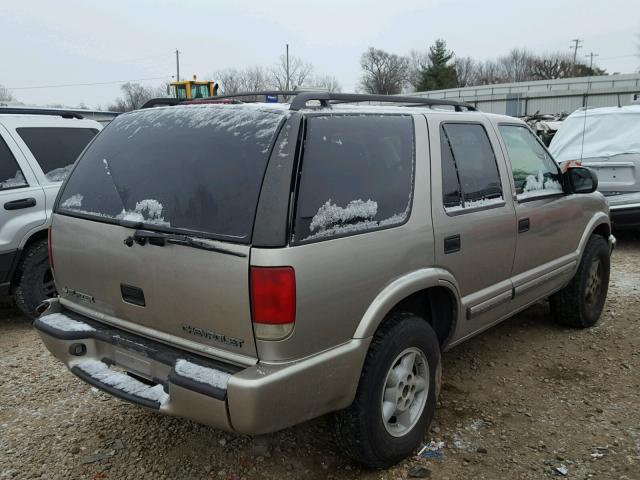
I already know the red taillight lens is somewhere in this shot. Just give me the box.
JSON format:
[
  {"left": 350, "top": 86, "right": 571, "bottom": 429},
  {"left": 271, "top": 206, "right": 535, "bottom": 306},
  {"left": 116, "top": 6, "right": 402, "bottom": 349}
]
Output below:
[
  {"left": 250, "top": 266, "right": 296, "bottom": 325},
  {"left": 47, "top": 227, "right": 54, "bottom": 271}
]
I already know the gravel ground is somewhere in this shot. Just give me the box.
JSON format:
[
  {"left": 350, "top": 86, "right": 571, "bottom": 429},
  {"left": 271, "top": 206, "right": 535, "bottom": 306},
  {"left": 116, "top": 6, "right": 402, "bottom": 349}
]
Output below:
[{"left": 1, "top": 233, "right": 639, "bottom": 480}]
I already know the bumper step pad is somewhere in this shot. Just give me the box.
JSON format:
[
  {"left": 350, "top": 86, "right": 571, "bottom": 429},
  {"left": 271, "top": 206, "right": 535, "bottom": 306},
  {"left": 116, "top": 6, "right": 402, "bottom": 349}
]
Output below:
[{"left": 72, "top": 359, "right": 168, "bottom": 409}]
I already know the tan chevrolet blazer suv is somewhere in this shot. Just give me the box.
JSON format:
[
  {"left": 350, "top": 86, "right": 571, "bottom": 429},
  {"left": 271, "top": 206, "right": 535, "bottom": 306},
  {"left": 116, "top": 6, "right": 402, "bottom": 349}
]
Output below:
[{"left": 34, "top": 92, "right": 614, "bottom": 468}]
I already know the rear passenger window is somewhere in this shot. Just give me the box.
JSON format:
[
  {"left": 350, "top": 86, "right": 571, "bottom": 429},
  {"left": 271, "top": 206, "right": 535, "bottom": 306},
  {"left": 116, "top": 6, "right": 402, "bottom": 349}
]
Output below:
[
  {"left": 440, "top": 123, "right": 503, "bottom": 213},
  {"left": 17, "top": 127, "right": 98, "bottom": 182},
  {"left": 498, "top": 124, "right": 562, "bottom": 199},
  {"left": 294, "top": 115, "right": 414, "bottom": 243},
  {"left": 0, "top": 136, "right": 27, "bottom": 190}
]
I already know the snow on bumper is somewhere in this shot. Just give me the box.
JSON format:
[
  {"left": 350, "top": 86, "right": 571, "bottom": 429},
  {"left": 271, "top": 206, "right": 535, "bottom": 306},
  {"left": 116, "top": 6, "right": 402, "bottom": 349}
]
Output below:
[{"left": 34, "top": 302, "right": 371, "bottom": 435}]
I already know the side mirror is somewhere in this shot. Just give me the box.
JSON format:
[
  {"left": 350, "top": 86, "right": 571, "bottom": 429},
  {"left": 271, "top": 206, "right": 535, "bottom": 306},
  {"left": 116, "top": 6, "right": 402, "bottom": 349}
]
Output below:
[{"left": 564, "top": 166, "right": 598, "bottom": 194}]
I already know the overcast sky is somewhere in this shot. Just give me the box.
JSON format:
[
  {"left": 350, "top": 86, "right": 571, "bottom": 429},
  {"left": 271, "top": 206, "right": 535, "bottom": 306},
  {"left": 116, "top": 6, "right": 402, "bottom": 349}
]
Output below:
[{"left": 1, "top": 0, "right": 638, "bottom": 109}]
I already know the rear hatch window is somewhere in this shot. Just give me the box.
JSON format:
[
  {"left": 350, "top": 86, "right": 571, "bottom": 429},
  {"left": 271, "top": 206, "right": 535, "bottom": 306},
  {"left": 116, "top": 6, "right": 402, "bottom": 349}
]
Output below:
[
  {"left": 17, "top": 127, "right": 99, "bottom": 182},
  {"left": 56, "top": 105, "right": 287, "bottom": 243}
]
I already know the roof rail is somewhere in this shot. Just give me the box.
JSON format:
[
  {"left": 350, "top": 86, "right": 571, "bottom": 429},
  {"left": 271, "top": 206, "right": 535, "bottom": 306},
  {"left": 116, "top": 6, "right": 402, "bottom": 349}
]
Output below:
[
  {"left": 141, "top": 91, "right": 478, "bottom": 112},
  {"left": 290, "top": 92, "right": 477, "bottom": 112},
  {"left": 0, "top": 107, "right": 84, "bottom": 119}
]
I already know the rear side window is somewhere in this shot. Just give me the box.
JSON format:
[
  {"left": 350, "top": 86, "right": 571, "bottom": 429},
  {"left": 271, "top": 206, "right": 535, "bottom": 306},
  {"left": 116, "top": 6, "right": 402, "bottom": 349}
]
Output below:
[
  {"left": 498, "top": 124, "right": 562, "bottom": 199},
  {"left": 440, "top": 123, "right": 503, "bottom": 213},
  {"left": 293, "top": 114, "right": 414, "bottom": 243},
  {"left": 0, "top": 136, "right": 27, "bottom": 190},
  {"left": 17, "top": 127, "right": 98, "bottom": 182},
  {"left": 56, "top": 105, "right": 286, "bottom": 242}
]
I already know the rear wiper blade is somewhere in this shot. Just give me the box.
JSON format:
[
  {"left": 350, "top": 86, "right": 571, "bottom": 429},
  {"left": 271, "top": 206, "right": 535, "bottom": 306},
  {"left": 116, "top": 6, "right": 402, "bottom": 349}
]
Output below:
[{"left": 128, "top": 229, "right": 246, "bottom": 258}]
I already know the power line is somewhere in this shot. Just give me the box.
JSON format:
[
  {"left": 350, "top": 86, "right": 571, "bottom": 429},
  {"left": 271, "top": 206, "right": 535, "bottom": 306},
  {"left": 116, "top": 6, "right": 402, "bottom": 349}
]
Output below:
[
  {"left": 7, "top": 75, "right": 172, "bottom": 90},
  {"left": 584, "top": 51, "right": 599, "bottom": 69}
]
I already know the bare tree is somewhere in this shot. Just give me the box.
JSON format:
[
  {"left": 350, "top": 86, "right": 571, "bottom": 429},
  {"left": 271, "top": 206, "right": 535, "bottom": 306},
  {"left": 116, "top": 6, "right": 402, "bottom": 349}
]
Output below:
[
  {"left": 359, "top": 47, "right": 409, "bottom": 95},
  {"left": 497, "top": 48, "right": 534, "bottom": 83},
  {"left": 271, "top": 55, "right": 313, "bottom": 91},
  {"left": 529, "top": 52, "right": 574, "bottom": 80},
  {"left": 306, "top": 74, "right": 342, "bottom": 92},
  {"left": 475, "top": 60, "right": 506, "bottom": 85},
  {"left": 0, "top": 84, "right": 14, "bottom": 103},
  {"left": 215, "top": 66, "right": 273, "bottom": 95},
  {"left": 407, "top": 49, "right": 430, "bottom": 90},
  {"left": 454, "top": 57, "right": 479, "bottom": 87},
  {"left": 109, "top": 82, "right": 165, "bottom": 112}
]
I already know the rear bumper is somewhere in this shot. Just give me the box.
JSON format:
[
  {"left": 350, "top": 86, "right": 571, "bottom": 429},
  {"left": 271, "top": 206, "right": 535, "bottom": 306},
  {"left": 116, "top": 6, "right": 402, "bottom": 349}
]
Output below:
[{"left": 34, "top": 299, "right": 370, "bottom": 435}]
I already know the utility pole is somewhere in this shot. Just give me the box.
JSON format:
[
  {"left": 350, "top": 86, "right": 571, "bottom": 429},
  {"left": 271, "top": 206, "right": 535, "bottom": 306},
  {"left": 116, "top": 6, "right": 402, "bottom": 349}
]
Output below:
[
  {"left": 175, "top": 49, "right": 180, "bottom": 82},
  {"left": 585, "top": 51, "right": 599, "bottom": 70},
  {"left": 569, "top": 39, "right": 583, "bottom": 76},
  {"left": 285, "top": 44, "right": 290, "bottom": 91}
]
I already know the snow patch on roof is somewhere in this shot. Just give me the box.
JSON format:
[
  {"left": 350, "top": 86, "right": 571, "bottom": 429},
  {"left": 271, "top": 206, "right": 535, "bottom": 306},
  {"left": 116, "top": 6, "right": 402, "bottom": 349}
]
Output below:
[
  {"left": 39, "top": 313, "right": 95, "bottom": 332},
  {"left": 76, "top": 360, "right": 169, "bottom": 405},
  {"left": 174, "top": 359, "right": 231, "bottom": 390}
]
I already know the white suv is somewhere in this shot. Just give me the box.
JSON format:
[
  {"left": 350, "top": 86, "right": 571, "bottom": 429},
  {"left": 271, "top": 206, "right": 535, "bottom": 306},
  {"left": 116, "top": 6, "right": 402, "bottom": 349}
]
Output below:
[{"left": 0, "top": 108, "right": 102, "bottom": 317}]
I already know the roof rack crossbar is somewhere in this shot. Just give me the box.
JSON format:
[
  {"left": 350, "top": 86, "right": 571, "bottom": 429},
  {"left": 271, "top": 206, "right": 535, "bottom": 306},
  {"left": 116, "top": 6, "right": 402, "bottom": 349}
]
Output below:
[{"left": 0, "top": 108, "right": 84, "bottom": 119}]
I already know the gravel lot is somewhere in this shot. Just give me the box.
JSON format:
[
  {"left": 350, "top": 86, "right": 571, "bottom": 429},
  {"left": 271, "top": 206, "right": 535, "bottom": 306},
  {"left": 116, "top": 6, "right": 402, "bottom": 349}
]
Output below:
[{"left": 1, "top": 233, "right": 639, "bottom": 480}]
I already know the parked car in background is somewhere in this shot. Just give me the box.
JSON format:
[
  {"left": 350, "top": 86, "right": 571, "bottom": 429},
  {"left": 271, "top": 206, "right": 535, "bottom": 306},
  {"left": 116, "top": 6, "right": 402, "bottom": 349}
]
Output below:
[
  {"left": 0, "top": 109, "right": 101, "bottom": 317},
  {"left": 550, "top": 105, "right": 640, "bottom": 228},
  {"left": 34, "top": 93, "right": 612, "bottom": 468}
]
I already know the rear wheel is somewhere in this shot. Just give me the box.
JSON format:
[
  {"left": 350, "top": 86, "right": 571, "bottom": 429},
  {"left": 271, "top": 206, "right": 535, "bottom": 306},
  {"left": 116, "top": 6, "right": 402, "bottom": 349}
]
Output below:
[
  {"left": 13, "top": 239, "right": 56, "bottom": 319},
  {"left": 333, "top": 312, "right": 441, "bottom": 468},
  {"left": 550, "top": 235, "right": 610, "bottom": 328}
]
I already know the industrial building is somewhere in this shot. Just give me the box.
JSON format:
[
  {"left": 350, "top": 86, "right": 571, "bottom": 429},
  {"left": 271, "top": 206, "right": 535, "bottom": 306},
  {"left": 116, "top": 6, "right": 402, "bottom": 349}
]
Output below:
[{"left": 413, "top": 73, "right": 640, "bottom": 116}]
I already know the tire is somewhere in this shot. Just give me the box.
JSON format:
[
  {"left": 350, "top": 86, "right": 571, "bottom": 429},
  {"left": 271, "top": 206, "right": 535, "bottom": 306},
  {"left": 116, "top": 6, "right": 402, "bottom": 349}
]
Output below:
[
  {"left": 333, "top": 312, "right": 441, "bottom": 468},
  {"left": 13, "top": 239, "right": 56, "bottom": 319},
  {"left": 550, "top": 235, "right": 610, "bottom": 328}
]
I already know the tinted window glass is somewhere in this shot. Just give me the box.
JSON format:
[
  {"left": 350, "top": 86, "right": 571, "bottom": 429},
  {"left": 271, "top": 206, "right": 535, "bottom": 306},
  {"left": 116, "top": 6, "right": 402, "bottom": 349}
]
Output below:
[
  {"left": 57, "top": 105, "right": 285, "bottom": 242},
  {"left": 294, "top": 115, "right": 414, "bottom": 242},
  {"left": 0, "top": 136, "right": 27, "bottom": 190},
  {"left": 17, "top": 127, "right": 98, "bottom": 182},
  {"left": 440, "top": 131, "right": 462, "bottom": 208},
  {"left": 498, "top": 125, "right": 562, "bottom": 197},
  {"left": 440, "top": 123, "right": 503, "bottom": 211}
]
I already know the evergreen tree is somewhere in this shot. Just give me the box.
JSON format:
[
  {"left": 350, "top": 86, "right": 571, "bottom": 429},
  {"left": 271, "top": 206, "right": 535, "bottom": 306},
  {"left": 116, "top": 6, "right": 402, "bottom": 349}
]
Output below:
[{"left": 417, "top": 39, "right": 458, "bottom": 91}]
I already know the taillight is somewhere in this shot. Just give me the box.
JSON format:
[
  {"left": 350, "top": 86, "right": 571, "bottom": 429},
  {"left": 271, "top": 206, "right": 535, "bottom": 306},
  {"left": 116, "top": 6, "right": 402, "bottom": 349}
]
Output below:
[
  {"left": 250, "top": 266, "right": 295, "bottom": 340},
  {"left": 47, "top": 227, "right": 54, "bottom": 272}
]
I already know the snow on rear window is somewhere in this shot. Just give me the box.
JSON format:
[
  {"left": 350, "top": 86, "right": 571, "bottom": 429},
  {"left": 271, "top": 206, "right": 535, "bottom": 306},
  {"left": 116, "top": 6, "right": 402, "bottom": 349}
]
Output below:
[
  {"left": 0, "top": 170, "right": 27, "bottom": 189},
  {"left": 56, "top": 105, "right": 286, "bottom": 242},
  {"left": 174, "top": 359, "right": 231, "bottom": 390},
  {"left": 309, "top": 199, "right": 378, "bottom": 233}
]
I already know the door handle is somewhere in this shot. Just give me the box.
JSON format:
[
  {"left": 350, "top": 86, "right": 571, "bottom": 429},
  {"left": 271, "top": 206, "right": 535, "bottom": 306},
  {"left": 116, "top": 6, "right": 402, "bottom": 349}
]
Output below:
[
  {"left": 518, "top": 218, "right": 530, "bottom": 233},
  {"left": 444, "top": 234, "right": 461, "bottom": 254},
  {"left": 4, "top": 197, "right": 36, "bottom": 210}
]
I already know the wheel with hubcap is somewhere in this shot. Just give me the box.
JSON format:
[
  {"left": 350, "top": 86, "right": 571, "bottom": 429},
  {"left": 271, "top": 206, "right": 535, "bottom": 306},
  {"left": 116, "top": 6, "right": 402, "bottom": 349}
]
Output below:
[
  {"left": 333, "top": 312, "right": 441, "bottom": 468},
  {"left": 550, "top": 235, "right": 610, "bottom": 328}
]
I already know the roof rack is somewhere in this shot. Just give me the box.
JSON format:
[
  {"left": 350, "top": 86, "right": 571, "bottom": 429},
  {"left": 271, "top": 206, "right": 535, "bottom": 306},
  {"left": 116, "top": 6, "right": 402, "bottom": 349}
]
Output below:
[
  {"left": 141, "top": 91, "right": 477, "bottom": 112},
  {"left": 0, "top": 107, "right": 84, "bottom": 119},
  {"left": 289, "top": 92, "right": 477, "bottom": 112}
]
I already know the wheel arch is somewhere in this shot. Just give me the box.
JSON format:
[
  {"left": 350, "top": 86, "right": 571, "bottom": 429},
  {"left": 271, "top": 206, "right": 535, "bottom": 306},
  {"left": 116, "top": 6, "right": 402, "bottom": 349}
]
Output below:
[
  {"left": 10, "top": 228, "right": 48, "bottom": 288},
  {"left": 353, "top": 268, "right": 461, "bottom": 349},
  {"left": 577, "top": 213, "right": 611, "bottom": 260}
]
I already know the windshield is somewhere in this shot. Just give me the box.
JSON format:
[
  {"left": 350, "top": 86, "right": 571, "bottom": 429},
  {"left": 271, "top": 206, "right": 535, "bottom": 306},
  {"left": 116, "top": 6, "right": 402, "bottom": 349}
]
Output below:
[{"left": 56, "top": 104, "right": 287, "bottom": 242}]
